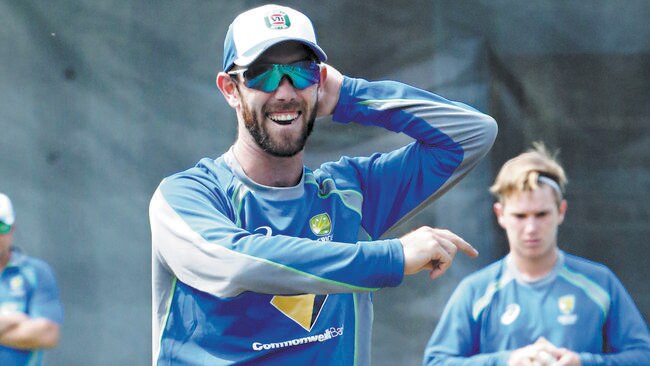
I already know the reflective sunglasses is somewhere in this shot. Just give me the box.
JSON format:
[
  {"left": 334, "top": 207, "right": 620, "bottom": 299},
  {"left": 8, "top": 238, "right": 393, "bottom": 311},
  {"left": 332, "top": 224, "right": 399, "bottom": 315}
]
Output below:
[
  {"left": 229, "top": 60, "right": 320, "bottom": 93},
  {"left": 0, "top": 221, "right": 10, "bottom": 234}
]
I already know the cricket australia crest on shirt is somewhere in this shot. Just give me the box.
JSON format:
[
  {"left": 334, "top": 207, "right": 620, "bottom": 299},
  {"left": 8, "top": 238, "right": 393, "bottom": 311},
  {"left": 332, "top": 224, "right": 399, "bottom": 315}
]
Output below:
[
  {"left": 557, "top": 294, "right": 578, "bottom": 325},
  {"left": 9, "top": 275, "right": 25, "bottom": 296},
  {"left": 309, "top": 213, "right": 333, "bottom": 242}
]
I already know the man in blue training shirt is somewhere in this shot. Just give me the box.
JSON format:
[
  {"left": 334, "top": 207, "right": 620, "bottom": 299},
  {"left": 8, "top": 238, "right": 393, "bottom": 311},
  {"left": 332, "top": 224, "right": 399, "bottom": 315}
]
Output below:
[
  {"left": 0, "top": 193, "right": 63, "bottom": 366},
  {"left": 150, "top": 4, "right": 497, "bottom": 365},
  {"left": 422, "top": 143, "right": 650, "bottom": 366}
]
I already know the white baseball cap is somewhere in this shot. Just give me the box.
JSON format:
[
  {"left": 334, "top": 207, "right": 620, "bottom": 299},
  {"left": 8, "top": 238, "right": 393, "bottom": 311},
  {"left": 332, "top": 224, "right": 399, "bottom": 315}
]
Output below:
[
  {"left": 222, "top": 4, "right": 327, "bottom": 71},
  {"left": 0, "top": 193, "right": 15, "bottom": 234}
]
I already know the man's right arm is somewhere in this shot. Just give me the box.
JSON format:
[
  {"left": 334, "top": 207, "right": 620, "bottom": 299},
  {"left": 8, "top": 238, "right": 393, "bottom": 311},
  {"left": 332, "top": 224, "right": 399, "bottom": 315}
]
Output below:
[
  {"left": 400, "top": 226, "right": 478, "bottom": 280},
  {"left": 150, "top": 178, "right": 405, "bottom": 299},
  {"left": 423, "top": 279, "right": 510, "bottom": 366}
]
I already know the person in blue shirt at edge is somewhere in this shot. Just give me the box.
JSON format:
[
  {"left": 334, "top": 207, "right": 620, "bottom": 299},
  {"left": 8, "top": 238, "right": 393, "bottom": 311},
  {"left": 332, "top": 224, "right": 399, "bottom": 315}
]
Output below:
[
  {"left": 0, "top": 193, "right": 63, "bottom": 366},
  {"left": 149, "top": 4, "right": 498, "bottom": 365},
  {"left": 422, "top": 142, "right": 650, "bottom": 366}
]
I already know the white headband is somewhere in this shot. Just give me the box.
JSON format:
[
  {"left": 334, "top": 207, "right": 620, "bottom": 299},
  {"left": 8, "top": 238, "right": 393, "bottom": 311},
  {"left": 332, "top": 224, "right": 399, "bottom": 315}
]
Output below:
[{"left": 537, "top": 175, "right": 562, "bottom": 199}]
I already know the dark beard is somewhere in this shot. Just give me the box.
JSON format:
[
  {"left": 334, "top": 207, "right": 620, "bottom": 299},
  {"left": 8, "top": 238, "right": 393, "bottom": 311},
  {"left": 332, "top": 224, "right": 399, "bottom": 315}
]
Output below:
[{"left": 240, "top": 97, "right": 317, "bottom": 158}]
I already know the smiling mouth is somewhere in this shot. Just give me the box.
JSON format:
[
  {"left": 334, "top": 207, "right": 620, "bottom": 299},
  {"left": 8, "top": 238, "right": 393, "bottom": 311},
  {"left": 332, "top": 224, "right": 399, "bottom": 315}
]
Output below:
[{"left": 267, "top": 112, "right": 301, "bottom": 125}]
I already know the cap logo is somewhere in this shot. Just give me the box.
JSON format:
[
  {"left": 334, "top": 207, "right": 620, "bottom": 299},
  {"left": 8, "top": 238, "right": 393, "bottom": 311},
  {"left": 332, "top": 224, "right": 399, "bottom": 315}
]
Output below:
[{"left": 265, "top": 11, "right": 291, "bottom": 30}]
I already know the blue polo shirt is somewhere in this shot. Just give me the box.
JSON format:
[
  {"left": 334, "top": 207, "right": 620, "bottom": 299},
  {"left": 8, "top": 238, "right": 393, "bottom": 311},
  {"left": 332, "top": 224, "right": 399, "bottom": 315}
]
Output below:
[
  {"left": 150, "top": 76, "right": 498, "bottom": 365},
  {"left": 0, "top": 250, "right": 64, "bottom": 366},
  {"left": 423, "top": 251, "right": 650, "bottom": 365}
]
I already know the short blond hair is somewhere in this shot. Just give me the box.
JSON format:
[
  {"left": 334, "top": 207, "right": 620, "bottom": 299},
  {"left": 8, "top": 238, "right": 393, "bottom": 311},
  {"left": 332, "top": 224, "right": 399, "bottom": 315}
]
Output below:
[{"left": 489, "top": 142, "right": 567, "bottom": 205}]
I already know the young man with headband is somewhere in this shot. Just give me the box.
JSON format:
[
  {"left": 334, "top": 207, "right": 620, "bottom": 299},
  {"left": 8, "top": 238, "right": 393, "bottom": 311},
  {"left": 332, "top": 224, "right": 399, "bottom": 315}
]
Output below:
[
  {"left": 422, "top": 143, "right": 650, "bottom": 365},
  {"left": 150, "top": 4, "right": 497, "bottom": 365}
]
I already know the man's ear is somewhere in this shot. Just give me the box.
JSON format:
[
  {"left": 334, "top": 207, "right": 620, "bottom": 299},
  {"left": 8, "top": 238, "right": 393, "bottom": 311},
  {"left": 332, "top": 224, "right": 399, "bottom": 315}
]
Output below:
[
  {"left": 557, "top": 200, "right": 568, "bottom": 225},
  {"left": 320, "top": 63, "right": 327, "bottom": 85},
  {"left": 317, "top": 64, "right": 327, "bottom": 98},
  {"left": 216, "top": 72, "right": 240, "bottom": 109},
  {"left": 493, "top": 202, "right": 506, "bottom": 229}
]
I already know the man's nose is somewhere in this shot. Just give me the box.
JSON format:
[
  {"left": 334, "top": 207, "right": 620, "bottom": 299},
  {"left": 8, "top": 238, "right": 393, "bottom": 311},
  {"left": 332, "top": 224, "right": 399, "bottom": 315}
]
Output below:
[
  {"left": 273, "top": 76, "right": 298, "bottom": 99},
  {"left": 523, "top": 217, "right": 538, "bottom": 233}
]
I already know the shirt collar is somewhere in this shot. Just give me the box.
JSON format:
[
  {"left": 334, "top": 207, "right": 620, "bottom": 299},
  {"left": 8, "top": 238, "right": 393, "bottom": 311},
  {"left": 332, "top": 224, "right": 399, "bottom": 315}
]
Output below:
[{"left": 505, "top": 249, "right": 565, "bottom": 286}]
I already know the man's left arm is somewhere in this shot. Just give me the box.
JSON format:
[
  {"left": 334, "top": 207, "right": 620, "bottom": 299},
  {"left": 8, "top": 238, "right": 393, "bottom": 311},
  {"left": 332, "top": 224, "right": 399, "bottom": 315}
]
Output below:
[
  {"left": 0, "top": 313, "right": 60, "bottom": 349},
  {"left": 577, "top": 273, "right": 650, "bottom": 366}
]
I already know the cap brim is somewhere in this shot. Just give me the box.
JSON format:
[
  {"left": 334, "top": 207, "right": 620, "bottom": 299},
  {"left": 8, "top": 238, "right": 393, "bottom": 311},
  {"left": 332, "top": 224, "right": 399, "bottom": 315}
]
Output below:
[{"left": 232, "top": 38, "right": 327, "bottom": 68}]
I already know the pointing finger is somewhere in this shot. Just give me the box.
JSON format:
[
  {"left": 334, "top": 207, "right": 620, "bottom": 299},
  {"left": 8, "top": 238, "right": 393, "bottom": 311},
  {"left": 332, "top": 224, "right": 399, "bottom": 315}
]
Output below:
[{"left": 434, "top": 229, "right": 478, "bottom": 258}]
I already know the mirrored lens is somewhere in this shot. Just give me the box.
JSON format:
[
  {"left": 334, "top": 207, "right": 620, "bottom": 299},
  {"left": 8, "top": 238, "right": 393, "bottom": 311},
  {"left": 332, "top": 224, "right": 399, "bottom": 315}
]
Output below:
[
  {"left": 0, "top": 222, "right": 11, "bottom": 234},
  {"left": 245, "top": 66, "right": 283, "bottom": 92},
  {"left": 282, "top": 61, "right": 320, "bottom": 89}
]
